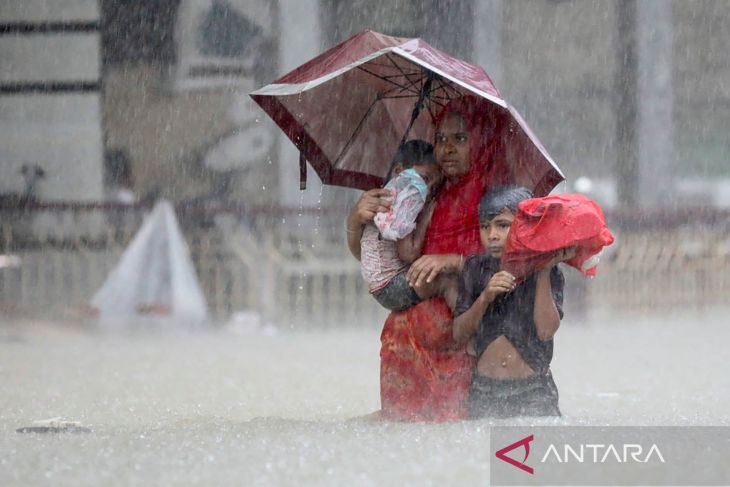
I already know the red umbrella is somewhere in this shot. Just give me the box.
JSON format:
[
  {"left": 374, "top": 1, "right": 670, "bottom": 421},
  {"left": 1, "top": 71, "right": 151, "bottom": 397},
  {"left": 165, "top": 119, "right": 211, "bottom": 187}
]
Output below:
[{"left": 250, "top": 30, "right": 564, "bottom": 194}]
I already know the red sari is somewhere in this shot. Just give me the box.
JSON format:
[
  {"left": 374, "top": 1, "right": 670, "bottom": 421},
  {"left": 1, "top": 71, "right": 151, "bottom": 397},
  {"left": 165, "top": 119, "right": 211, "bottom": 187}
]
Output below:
[{"left": 379, "top": 96, "right": 509, "bottom": 421}]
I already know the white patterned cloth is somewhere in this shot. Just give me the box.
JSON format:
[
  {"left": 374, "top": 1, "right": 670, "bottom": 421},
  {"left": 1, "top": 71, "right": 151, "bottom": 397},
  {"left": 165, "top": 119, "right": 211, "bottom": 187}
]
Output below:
[{"left": 373, "top": 169, "right": 427, "bottom": 241}]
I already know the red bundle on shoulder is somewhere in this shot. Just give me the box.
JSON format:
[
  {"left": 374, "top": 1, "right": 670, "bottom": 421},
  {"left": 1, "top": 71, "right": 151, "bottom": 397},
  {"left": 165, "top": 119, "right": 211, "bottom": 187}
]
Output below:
[{"left": 501, "top": 193, "right": 614, "bottom": 280}]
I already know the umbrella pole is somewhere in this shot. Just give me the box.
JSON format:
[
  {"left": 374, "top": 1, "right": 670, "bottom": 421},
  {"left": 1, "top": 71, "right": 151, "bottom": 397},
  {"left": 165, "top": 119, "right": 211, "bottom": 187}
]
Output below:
[
  {"left": 385, "top": 71, "right": 436, "bottom": 182},
  {"left": 398, "top": 71, "right": 435, "bottom": 147}
]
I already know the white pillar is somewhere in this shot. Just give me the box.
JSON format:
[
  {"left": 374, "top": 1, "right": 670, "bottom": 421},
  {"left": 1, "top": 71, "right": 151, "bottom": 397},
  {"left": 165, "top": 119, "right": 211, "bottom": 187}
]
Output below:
[
  {"left": 277, "top": 0, "right": 323, "bottom": 208},
  {"left": 472, "top": 0, "right": 504, "bottom": 92},
  {"left": 637, "top": 0, "right": 674, "bottom": 207}
]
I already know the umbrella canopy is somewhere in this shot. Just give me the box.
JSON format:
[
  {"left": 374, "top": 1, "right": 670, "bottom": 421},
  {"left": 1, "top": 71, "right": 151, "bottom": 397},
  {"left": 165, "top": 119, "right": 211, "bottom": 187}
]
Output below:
[{"left": 251, "top": 30, "right": 564, "bottom": 195}]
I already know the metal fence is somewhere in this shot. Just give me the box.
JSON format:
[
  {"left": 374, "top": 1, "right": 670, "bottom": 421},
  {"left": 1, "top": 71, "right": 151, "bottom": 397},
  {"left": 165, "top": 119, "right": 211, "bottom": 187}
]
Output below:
[
  {"left": 0, "top": 202, "right": 387, "bottom": 328},
  {"left": 1, "top": 203, "right": 729, "bottom": 327},
  {"left": 583, "top": 214, "right": 730, "bottom": 319}
]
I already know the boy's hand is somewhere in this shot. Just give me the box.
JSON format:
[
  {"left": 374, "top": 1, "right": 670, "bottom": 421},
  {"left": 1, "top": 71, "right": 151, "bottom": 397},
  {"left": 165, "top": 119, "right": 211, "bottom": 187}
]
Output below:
[
  {"left": 482, "top": 271, "right": 516, "bottom": 303},
  {"left": 546, "top": 246, "right": 578, "bottom": 268}
]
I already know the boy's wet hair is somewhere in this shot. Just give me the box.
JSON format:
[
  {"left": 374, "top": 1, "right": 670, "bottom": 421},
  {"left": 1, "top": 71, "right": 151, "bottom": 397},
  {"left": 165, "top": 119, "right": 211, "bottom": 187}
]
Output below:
[{"left": 478, "top": 185, "right": 533, "bottom": 222}]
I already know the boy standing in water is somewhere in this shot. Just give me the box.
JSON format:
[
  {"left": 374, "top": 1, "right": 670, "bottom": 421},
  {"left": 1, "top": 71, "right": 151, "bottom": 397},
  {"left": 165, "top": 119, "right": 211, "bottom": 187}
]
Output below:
[
  {"left": 359, "top": 140, "right": 459, "bottom": 311},
  {"left": 452, "top": 185, "right": 575, "bottom": 418}
]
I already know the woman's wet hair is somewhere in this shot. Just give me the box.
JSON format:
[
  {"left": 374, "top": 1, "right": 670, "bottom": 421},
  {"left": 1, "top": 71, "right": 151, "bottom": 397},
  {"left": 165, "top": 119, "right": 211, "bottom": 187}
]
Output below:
[
  {"left": 434, "top": 96, "right": 501, "bottom": 179},
  {"left": 478, "top": 185, "right": 533, "bottom": 222}
]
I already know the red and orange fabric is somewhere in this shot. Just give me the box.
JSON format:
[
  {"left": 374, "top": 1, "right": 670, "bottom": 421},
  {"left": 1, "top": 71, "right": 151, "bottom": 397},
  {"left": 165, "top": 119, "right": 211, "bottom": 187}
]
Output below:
[
  {"left": 501, "top": 193, "right": 615, "bottom": 280},
  {"left": 379, "top": 96, "right": 509, "bottom": 421}
]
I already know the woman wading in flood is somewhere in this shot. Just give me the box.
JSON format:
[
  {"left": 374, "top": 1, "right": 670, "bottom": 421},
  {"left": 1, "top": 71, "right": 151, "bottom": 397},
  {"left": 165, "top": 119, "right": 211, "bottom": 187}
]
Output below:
[{"left": 346, "top": 95, "right": 510, "bottom": 421}]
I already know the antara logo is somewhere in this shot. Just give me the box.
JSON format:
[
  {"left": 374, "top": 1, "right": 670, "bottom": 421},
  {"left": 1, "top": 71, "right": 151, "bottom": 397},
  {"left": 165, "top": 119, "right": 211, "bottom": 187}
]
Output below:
[
  {"left": 495, "top": 434, "right": 535, "bottom": 474},
  {"left": 495, "top": 434, "right": 667, "bottom": 475},
  {"left": 541, "top": 443, "right": 665, "bottom": 463}
]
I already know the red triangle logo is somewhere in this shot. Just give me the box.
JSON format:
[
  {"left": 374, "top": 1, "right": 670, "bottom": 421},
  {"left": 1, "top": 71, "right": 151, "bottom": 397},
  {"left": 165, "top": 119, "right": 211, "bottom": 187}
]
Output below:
[{"left": 495, "top": 434, "right": 534, "bottom": 474}]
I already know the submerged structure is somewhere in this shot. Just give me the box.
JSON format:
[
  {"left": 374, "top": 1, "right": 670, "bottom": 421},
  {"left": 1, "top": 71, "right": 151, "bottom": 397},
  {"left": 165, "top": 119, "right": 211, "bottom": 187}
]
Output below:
[{"left": 90, "top": 200, "right": 208, "bottom": 328}]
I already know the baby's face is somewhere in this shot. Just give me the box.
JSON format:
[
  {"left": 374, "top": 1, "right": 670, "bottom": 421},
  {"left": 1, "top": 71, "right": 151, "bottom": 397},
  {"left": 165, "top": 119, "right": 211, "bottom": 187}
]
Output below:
[
  {"left": 479, "top": 208, "right": 515, "bottom": 258},
  {"left": 414, "top": 164, "right": 443, "bottom": 199}
]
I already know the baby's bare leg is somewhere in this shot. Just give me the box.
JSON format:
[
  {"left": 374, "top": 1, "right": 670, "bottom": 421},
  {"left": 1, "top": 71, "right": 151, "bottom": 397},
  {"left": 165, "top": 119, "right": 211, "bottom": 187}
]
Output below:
[{"left": 412, "top": 274, "right": 459, "bottom": 311}]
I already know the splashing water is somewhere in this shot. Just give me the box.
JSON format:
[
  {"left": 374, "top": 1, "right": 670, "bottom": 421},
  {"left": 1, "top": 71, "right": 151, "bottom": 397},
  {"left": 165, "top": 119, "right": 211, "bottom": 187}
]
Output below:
[{"left": 2, "top": 311, "right": 729, "bottom": 485}]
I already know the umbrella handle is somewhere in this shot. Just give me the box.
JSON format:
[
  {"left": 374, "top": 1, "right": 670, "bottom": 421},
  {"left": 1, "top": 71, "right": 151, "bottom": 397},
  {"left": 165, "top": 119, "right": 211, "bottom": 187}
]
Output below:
[{"left": 299, "top": 150, "right": 307, "bottom": 191}]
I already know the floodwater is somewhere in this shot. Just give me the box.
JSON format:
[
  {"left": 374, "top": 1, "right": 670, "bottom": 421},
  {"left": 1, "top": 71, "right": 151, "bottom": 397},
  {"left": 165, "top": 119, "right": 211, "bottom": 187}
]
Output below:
[{"left": 1, "top": 311, "right": 729, "bottom": 486}]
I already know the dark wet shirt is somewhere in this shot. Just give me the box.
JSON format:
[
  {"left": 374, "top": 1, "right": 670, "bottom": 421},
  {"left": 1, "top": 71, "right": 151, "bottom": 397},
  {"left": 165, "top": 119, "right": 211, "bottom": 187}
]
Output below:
[{"left": 454, "top": 255, "right": 564, "bottom": 375}]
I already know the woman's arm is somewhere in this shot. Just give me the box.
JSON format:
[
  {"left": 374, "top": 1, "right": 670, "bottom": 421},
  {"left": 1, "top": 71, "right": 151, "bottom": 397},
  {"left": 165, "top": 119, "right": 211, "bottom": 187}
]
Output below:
[{"left": 345, "top": 188, "right": 392, "bottom": 260}]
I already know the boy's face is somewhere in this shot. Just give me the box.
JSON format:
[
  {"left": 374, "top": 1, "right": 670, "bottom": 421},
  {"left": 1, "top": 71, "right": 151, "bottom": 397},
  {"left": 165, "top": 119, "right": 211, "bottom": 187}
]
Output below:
[
  {"left": 413, "top": 164, "right": 443, "bottom": 199},
  {"left": 479, "top": 208, "right": 515, "bottom": 258}
]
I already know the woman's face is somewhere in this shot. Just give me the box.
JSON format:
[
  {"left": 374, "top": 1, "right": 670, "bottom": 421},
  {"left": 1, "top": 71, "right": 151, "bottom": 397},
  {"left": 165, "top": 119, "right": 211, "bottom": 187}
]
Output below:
[{"left": 434, "top": 113, "right": 471, "bottom": 179}]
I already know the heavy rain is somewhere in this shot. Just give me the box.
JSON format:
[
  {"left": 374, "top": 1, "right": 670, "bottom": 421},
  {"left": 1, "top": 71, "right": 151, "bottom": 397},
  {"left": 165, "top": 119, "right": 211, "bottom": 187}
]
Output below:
[{"left": 1, "top": 1, "right": 729, "bottom": 485}]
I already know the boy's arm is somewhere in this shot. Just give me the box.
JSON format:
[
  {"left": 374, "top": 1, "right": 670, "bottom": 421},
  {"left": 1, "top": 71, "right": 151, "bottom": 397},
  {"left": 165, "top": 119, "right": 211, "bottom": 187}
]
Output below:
[
  {"left": 453, "top": 269, "right": 515, "bottom": 344},
  {"left": 452, "top": 291, "right": 491, "bottom": 345},
  {"left": 533, "top": 248, "right": 572, "bottom": 341},
  {"left": 533, "top": 267, "right": 562, "bottom": 341},
  {"left": 396, "top": 200, "right": 435, "bottom": 263}
]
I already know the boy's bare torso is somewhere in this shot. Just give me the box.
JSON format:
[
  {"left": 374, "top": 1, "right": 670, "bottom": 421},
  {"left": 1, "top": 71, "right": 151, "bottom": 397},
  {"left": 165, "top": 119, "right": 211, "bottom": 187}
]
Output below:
[{"left": 476, "top": 336, "right": 535, "bottom": 379}]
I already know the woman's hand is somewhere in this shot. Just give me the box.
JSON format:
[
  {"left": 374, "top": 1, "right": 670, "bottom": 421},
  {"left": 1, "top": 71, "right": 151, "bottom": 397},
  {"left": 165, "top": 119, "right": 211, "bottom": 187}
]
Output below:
[
  {"left": 407, "top": 254, "right": 459, "bottom": 288},
  {"left": 350, "top": 188, "right": 392, "bottom": 227}
]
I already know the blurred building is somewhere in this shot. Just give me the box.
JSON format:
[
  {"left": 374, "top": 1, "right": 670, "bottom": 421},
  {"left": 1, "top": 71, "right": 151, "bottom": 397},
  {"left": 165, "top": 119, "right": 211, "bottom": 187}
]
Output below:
[
  {"left": 1, "top": 0, "right": 728, "bottom": 324},
  {"left": 0, "top": 0, "right": 104, "bottom": 202},
  {"left": 1, "top": 0, "right": 728, "bottom": 209}
]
